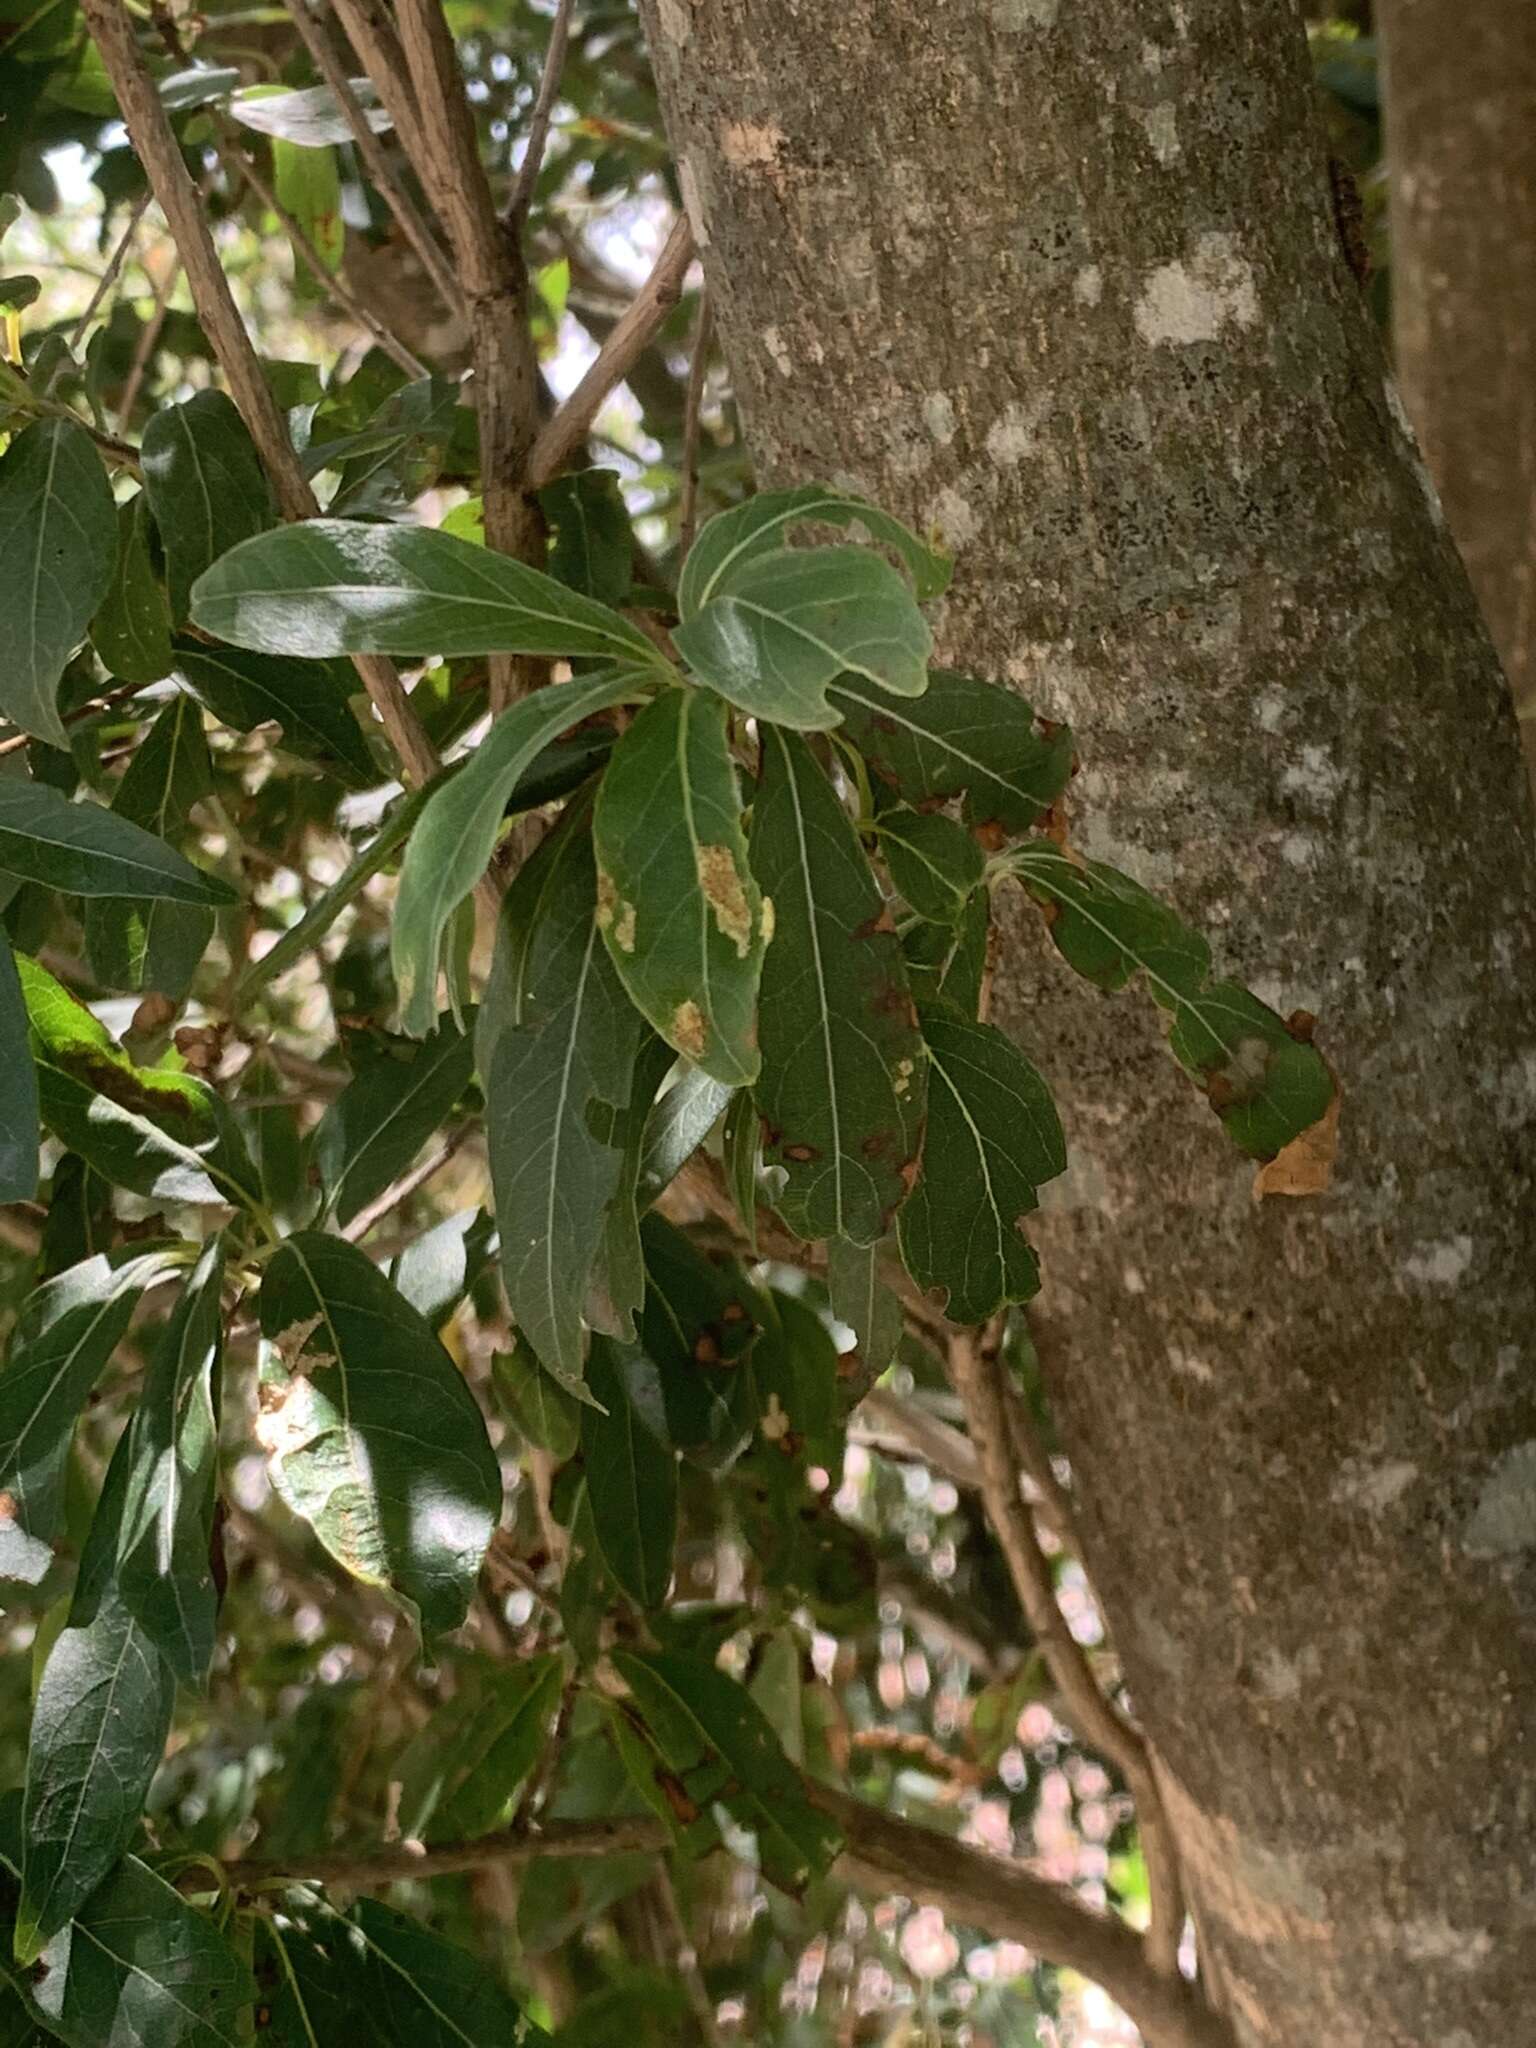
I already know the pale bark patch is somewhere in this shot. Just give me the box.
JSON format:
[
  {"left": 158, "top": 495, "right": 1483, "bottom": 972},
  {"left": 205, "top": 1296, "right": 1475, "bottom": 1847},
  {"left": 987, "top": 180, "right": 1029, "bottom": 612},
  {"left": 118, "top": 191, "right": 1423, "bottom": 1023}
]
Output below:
[{"left": 1133, "top": 232, "right": 1259, "bottom": 345}]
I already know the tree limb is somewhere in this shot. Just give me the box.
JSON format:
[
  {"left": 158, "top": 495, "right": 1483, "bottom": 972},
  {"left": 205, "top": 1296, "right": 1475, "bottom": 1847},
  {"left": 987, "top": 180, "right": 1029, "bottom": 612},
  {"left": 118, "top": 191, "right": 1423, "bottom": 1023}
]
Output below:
[{"left": 505, "top": 0, "right": 576, "bottom": 227}]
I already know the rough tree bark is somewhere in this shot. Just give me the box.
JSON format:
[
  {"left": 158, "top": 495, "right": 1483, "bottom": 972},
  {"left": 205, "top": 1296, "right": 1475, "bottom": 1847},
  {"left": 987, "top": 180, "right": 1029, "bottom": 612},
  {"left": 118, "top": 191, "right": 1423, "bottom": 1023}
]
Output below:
[
  {"left": 1379, "top": 0, "right": 1536, "bottom": 749},
  {"left": 638, "top": 3, "right": 1536, "bottom": 2043}
]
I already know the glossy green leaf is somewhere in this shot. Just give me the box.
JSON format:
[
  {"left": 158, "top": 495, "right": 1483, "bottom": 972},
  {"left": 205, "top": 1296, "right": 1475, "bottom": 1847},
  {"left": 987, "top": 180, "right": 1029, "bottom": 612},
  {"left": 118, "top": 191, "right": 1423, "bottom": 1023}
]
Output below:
[
  {"left": 878, "top": 805, "right": 985, "bottom": 923},
  {"left": 274, "top": 138, "right": 343, "bottom": 273},
  {"left": 612, "top": 1649, "right": 841, "bottom": 1894},
  {"left": 0, "top": 931, "right": 38, "bottom": 1204},
  {"left": 90, "top": 494, "right": 173, "bottom": 685},
  {"left": 0, "top": 778, "right": 236, "bottom": 905},
  {"left": 537, "top": 468, "right": 632, "bottom": 606},
  {"left": 898, "top": 1008, "right": 1065, "bottom": 1323},
  {"left": 678, "top": 484, "right": 950, "bottom": 618},
  {"left": 83, "top": 696, "right": 217, "bottom": 998},
  {"left": 674, "top": 546, "right": 931, "bottom": 732},
  {"left": 831, "top": 668, "right": 1073, "bottom": 835},
  {"left": 189, "top": 516, "right": 666, "bottom": 666},
  {"left": 313, "top": 1016, "right": 474, "bottom": 1226},
  {"left": 257, "top": 1233, "right": 501, "bottom": 1633},
  {"left": 21, "top": 957, "right": 260, "bottom": 1208},
  {"left": 492, "top": 1339, "right": 580, "bottom": 1462},
  {"left": 826, "top": 1237, "right": 902, "bottom": 1381},
  {"left": 581, "top": 1337, "right": 676, "bottom": 1610},
  {"left": 395, "top": 1653, "right": 562, "bottom": 1840},
  {"left": 1010, "top": 844, "right": 1335, "bottom": 1158},
  {"left": 172, "top": 638, "right": 376, "bottom": 785},
  {"left": 0, "top": 1243, "right": 190, "bottom": 1586},
  {"left": 0, "top": 1799, "right": 251, "bottom": 2044},
  {"left": 18, "top": 1445, "right": 175, "bottom": 1962},
  {"left": 484, "top": 801, "right": 645, "bottom": 1387},
  {"left": 142, "top": 391, "right": 276, "bottom": 621},
  {"left": 0, "top": 419, "right": 116, "bottom": 746},
  {"left": 593, "top": 689, "right": 767, "bottom": 1085},
  {"left": 394, "top": 667, "right": 645, "bottom": 1036},
  {"left": 749, "top": 729, "right": 925, "bottom": 1244},
  {"left": 114, "top": 1239, "right": 225, "bottom": 1685}
]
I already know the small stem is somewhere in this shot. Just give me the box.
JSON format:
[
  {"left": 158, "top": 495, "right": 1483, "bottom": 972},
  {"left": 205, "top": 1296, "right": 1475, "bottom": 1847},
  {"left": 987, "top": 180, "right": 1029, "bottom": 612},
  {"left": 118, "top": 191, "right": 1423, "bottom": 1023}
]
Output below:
[
  {"left": 69, "top": 187, "right": 155, "bottom": 351},
  {"left": 505, "top": 0, "right": 576, "bottom": 227}
]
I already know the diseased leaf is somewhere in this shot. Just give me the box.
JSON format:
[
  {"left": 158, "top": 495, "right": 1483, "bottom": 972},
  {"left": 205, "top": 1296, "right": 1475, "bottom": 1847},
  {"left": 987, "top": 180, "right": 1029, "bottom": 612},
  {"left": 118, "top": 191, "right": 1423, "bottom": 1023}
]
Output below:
[
  {"left": 0, "top": 1243, "right": 190, "bottom": 1587},
  {"left": 114, "top": 1239, "right": 225, "bottom": 1685},
  {"left": 394, "top": 1654, "right": 563, "bottom": 1840},
  {"left": 142, "top": 392, "right": 276, "bottom": 621},
  {"left": 0, "top": 1797, "right": 251, "bottom": 2045},
  {"left": 0, "top": 419, "right": 117, "bottom": 746},
  {"left": 678, "top": 484, "right": 950, "bottom": 618},
  {"left": 274, "top": 137, "right": 343, "bottom": 274},
  {"left": 878, "top": 805, "right": 985, "bottom": 923},
  {"left": 257, "top": 1233, "right": 501, "bottom": 1634},
  {"left": 313, "top": 1016, "right": 474, "bottom": 1226},
  {"left": 747, "top": 1287, "right": 839, "bottom": 1469},
  {"left": 826, "top": 1237, "right": 901, "bottom": 1382},
  {"left": 172, "top": 638, "right": 376, "bottom": 785},
  {"left": 749, "top": 729, "right": 925, "bottom": 1245},
  {"left": 636, "top": 1215, "right": 756, "bottom": 1467},
  {"left": 582, "top": 1337, "right": 677, "bottom": 1610},
  {"left": 1010, "top": 845, "right": 1335, "bottom": 1158},
  {"left": 0, "top": 778, "right": 236, "bottom": 906},
  {"left": 612, "top": 1649, "right": 841, "bottom": 1894},
  {"left": 394, "top": 667, "right": 646, "bottom": 1036},
  {"left": 674, "top": 547, "right": 931, "bottom": 732},
  {"left": 898, "top": 1007, "right": 1065, "bottom": 1323},
  {"left": 831, "top": 669, "right": 1072, "bottom": 836},
  {"left": 21, "top": 957, "right": 260, "bottom": 1208},
  {"left": 593, "top": 689, "right": 767, "bottom": 1086},
  {"left": 0, "top": 931, "right": 39, "bottom": 1205},
  {"left": 484, "top": 800, "right": 645, "bottom": 1388},
  {"left": 90, "top": 494, "right": 173, "bottom": 685},
  {"left": 537, "top": 469, "right": 633, "bottom": 606},
  {"left": 189, "top": 516, "right": 666, "bottom": 667}
]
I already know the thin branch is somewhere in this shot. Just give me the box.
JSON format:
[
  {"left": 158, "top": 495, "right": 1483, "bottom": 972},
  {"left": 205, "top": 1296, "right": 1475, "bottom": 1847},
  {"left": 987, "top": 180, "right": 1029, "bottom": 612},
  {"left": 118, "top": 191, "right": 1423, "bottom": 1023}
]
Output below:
[
  {"left": 327, "top": 0, "right": 432, "bottom": 176},
  {"left": 677, "top": 286, "right": 712, "bottom": 558},
  {"left": 852, "top": 1385, "right": 981, "bottom": 1497},
  {"left": 79, "top": 0, "right": 442, "bottom": 792},
  {"left": 528, "top": 215, "right": 694, "bottom": 488},
  {"left": 340, "top": 1120, "right": 474, "bottom": 1242},
  {"left": 69, "top": 187, "right": 154, "bottom": 350},
  {"left": 116, "top": 252, "right": 180, "bottom": 425},
  {"left": 281, "top": 0, "right": 464, "bottom": 315},
  {"left": 0, "top": 679, "right": 149, "bottom": 760},
  {"left": 946, "top": 1327, "right": 1186, "bottom": 1978},
  {"left": 505, "top": 0, "right": 575, "bottom": 227},
  {"left": 651, "top": 1859, "right": 724, "bottom": 2048}
]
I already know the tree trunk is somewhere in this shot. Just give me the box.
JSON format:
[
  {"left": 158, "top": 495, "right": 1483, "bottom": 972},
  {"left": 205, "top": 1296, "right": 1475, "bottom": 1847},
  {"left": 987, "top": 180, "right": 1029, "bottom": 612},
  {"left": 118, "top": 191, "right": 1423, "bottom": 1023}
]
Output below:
[
  {"left": 1379, "top": 0, "right": 1536, "bottom": 758},
  {"left": 638, "top": 3, "right": 1536, "bottom": 2043}
]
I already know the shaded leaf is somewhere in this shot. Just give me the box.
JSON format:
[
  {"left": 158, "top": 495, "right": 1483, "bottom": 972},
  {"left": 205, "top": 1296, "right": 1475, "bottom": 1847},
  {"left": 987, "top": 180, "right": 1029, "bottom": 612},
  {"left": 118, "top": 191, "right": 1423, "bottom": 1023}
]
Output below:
[
  {"left": 636, "top": 1215, "right": 756, "bottom": 1466},
  {"left": 142, "top": 392, "right": 275, "bottom": 621},
  {"left": 722, "top": 1089, "right": 758, "bottom": 1254},
  {"left": 172, "top": 638, "right": 376, "bottom": 786},
  {"left": 324, "top": 375, "right": 463, "bottom": 519},
  {"left": 593, "top": 689, "right": 767, "bottom": 1085},
  {"left": 582, "top": 1337, "right": 676, "bottom": 1610},
  {"left": 750, "top": 729, "right": 925, "bottom": 1244},
  {"left": 90, "top": 494, "right": 173, "bottom": 685},
  {"left": 898, "top": 1008, "right": 1065, "bottom": 1323},
  {"left": 492, "top": 1339, "right": 580, "bottom": 1462},
  {"left": 394, "top": 1653, "right": 562, "bottom": 1840},
  {"left": 0, "top": 419, "right": 116, "bottom": 746},
  {"left": 585, "top": 1034, "right": 673, "bottom": 1342},
  {"left": 902, "top": 884, "right": 991, "bottom": 1015},
  {"left": 678, "top": 484, "right": 950, "bottom": 618},
  {"left": 674, "top": 547, "right": 931, "bottom": 732},
  {"left": 0, "top": 778, "right": 236, "bottom": 906},
  {"left": 826, "top": 1237, "right": 902, "bottom": 1381},
  {"left": 257, "top": 1233, "right": 501, "bottom": 1633},
  {"left": 878, "top": 805, "right": 985, "bottom": 923},
  {"left": 0, "top": 931, "right": 38, "bottom": 1204},
  {"left": 313, "top": 1016, "right": 474, "bottom": 1226},
  {"left": 350, "top": 1895, "right": 551, "bottom": 2045},
  {"left": 537, "top": 469, "right": 632, "bottom": 606}
]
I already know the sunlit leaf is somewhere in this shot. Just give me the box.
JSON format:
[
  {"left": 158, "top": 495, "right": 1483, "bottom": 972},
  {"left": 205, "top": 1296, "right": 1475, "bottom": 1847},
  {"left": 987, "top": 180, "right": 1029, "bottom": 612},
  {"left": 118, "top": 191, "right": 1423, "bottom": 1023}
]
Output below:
[{"left": 678, "top": 484, "right": 950, "bottom": 618}]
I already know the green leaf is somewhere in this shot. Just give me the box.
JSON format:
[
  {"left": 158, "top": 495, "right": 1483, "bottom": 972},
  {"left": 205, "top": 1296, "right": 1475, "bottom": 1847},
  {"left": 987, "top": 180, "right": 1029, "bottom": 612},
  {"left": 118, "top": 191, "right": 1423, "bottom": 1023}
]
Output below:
[
  {"left": 636, "top": 1215, "right": 756, "bottom": 1465},
  {"left": 636, "top": 1061, "right": 734, "bottom": 1198},
  {"left": 323, "top": 375, "right": 463, "bottom": 519},
  {"left": 172, "top": 638, "right": 376, "bottom": 785},
  {"left": 585, "top": 1033, "right": 673, "bottom": 1342},
  {"left": 189, "top": 516, "right": 666, "bottom": 666},
  {"left": 831, "top": 668, "right": 1073, "bottom": 835},
  {"left": 141, "top": 391, "right": 276, "bottom": 622},
  {"left": 395, "top": 1653, "right": 563, "bottom": 1840},
  {"left": 581, "top": 1337, "right": 676, "bottom": 1610},
  {"left": 83, "top": 696, "right": 217, "bottom": 999},
  {"left": 612, "top": 1649, "right": 841, "bottom": 1894},
  {"left": 229, "top": 78, "right": 393, "bottom": 146},
  {"left": 1010, "top": 844, "right": 1335, "bottom": 1158},
  {"left": 313, "top": 1016, "right": 474, "bottom": 1226},
  {"left": 113, "top": 1238, "right": 225, "bottom": 1685},
  {"left": 348, "top": 1896, "right": 551, "bottom": 2045},
  {"left": 0, "top": 1799, "right": 252, "bottom": 2044},
  {"left": 902, "top": 885, "right": 990, "bottom": 1015},
  {"left": 388, "top": 1208, "right": 496, "bottom": 1330},
  {"left": 492, "top": 1339, "right": 580, "bottom": 1462},
  {"left": 897, "top": 1007, "right": 1065, "bottom": 1322},
  {"left": 484, "top": 800, "right": 646, "bottom": 1388},
  {"left": 257, "top": 1233, "right": 501, "bottom": 1634},
  {"left": 0, "top": 419, "right": 116, "bottom": 746},
  {"left": 826, "top": 1237, "right": 901, "bottom": 1381},
  {"left": 722, "top": 1090, "right": 758, "bottom": 1253},
  {"left": 90, "top": 494, "right": 174, "bottom": 685},
  {"left": 0, "top": 930, "right": 38, "bottom": 1204},
  {"left": 593, "top": 689, "right": 767, "bottom": 1085},
  {"left": 878, "top": 805, "right": 985, "bottom": 923},
  {"left": 393, "top": 667, "right": 645, "bottom": 1036},
  {"left": 18, "top": 1443, "right": 175, "bottom": 1962},
  {"left": 0, "top": 1244, "right": 191, "bottom": 1586},
  {"left": 21, "top": 957, "right": 260, "bottom": 1208},
  {"left": 678, "top": 484, "right": 950, "bottom": 618},
  {"left": 274, "top": 138, "right": 343, "bottom": 273},
  {"left": 674, "top": 547, "right": 931, "bottom": 732},
  {"left": 747, "top": 1288, "right": 840, "bottom": 1468},
  {"left": 0, "top": 777, "right": 236, "bottom": 905},
  {"left": 749, "top": 729, "right": 925, "bottom": 1244},
  {"left": 537, "top": 469, "right": 632, "bottom": 606}
]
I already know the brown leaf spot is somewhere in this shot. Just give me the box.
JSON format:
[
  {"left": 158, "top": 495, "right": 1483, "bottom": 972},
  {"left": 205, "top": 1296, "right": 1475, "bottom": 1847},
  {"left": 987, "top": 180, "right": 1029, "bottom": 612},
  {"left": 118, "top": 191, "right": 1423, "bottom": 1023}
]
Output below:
[
  {"left": 656, "top": 1768, "right": 702, "bottom": 1824},
  {"left": 0, "top": 1491, "right": 15, "bottom": 1525},
  {"left": 784, "top": 1142, "right": 818, "bottom": 1162},
  {"left": 693, "top": 1332, "right": 721, "bottom": 1365},
  {"left": 972, "top": 819, "right": 1009, "bottom": 852},
  {"left": 1285, "top": 1008, "right": 1317, "bottom": 1043},
  {"left": 1254, "top": 1087, "right": 1341, "bottom": 1201},
  {"left": 861, "top": 1133, "right": 889, "bottom": 1157},
  {"left": 696, "top": 843, "right": 755, "bottom": 957},
  {"left": 671, "top": 1000, "right": 708, "bottom": 1059},
  {"left": 854, "top": 903, "right": 898, "bottom": 941},
  {"left": 129, "top": 993, "right": 176, "bottom": 1038},
  {"left": 595, "top": 869, "right": 635, "bottom": 952}
]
